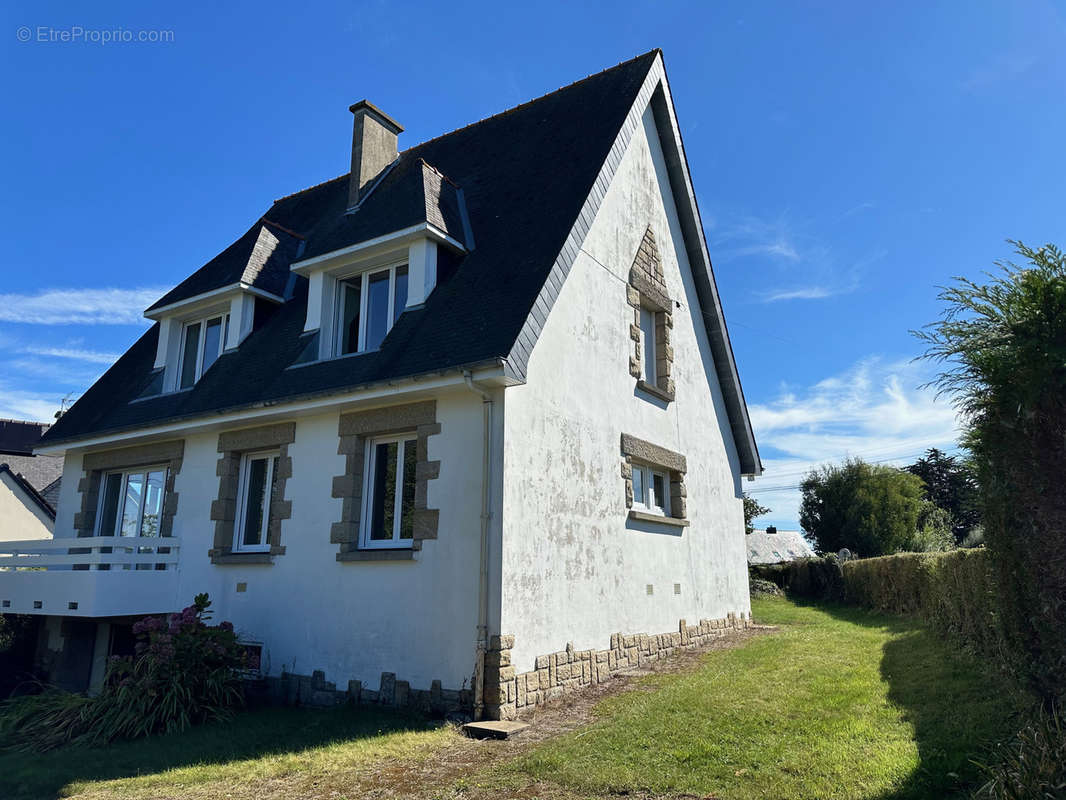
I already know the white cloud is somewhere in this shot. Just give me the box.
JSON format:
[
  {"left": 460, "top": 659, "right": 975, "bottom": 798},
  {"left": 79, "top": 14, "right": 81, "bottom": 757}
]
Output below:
[
  {"left": 746, "top": 357, "right": 962, "bottom": 531},
  {"left": 760, "top": 286, "right": 834, "bottom": 302},
  {"left": 0, "top": 387, "right": 66, "bottom": 423},
  {"left": 23, "top": 346, "right": 120, "bottom": 365},
  {"left": 0, "top": 287, "right": 167, "bottom": 325}
]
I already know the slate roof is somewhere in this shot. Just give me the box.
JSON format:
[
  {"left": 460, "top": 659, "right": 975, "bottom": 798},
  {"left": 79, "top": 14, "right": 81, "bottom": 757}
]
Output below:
[
  {"left": 147, "top": 219, "right": 304, "bottom": 312},
  {"left": 0, "top": 419, "right": 49, "bottom": 456},
  {"left": 40, "top": 50, "right": 760, "bottom": 476},
  {"left": 746, "top": 530, "right": 816, "bottom": 565}
]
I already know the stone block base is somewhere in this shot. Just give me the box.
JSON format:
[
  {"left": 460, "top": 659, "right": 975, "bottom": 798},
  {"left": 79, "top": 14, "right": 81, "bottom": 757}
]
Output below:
[
  {"left": 483, "top": 612, "right": 752, "bottom": 720},
  {"left": 258, "top": 668, "right": 472, "bottom": 716}
]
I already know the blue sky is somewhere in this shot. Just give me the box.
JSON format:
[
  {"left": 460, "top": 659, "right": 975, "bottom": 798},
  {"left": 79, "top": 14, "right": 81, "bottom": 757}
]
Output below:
[{"left": 3, "top": 1, "right": 1064, "bottom": 528}]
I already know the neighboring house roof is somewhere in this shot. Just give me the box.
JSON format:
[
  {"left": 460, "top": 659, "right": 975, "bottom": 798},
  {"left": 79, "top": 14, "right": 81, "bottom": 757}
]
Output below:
[
  {"left": 746, "top": 530, "right": 816, "bottom": 565},
  {"left": 0, "top": 462, "right": 56, "bottom": 520},
  {"left": 0, "top": 419, "right": 49, "bottom": 456},
  {"left": 39, "top": 50, "right": 761, "bottom": 476}
]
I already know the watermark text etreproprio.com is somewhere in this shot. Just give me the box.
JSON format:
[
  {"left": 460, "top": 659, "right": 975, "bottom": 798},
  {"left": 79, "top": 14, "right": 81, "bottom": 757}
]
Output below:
[{"left": 16, "top": 26, "right": 175, "bottom": 44}]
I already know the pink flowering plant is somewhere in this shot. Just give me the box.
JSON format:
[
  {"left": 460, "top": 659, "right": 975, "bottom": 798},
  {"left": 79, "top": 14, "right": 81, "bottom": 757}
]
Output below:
[
  {"left": 96, "top": 593, "right": 247, "bottom": 739},
  {"left": 0, "top": 593, "right": 248, "bottom": 751}
]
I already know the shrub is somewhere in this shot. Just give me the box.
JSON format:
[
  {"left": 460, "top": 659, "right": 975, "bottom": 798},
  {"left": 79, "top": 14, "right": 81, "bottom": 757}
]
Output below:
[
  {"left": 973, "top": 704, "right": 1066, "bottom": 800},
  {"left": 800, "top": 459, "right": 927, "bottom": 556},
  {"left": 0, "top": 594, "right": 246, "bottom": 752},
  {"left": 917, "top": 240, "right": 1066, "bottom": 700},
  {"left": 842, "top": 549, "right": 1016, "bottom": 671},
  {"left": 748, "top": 578, "right": 782, "bottom": 597},
  {"left": 750, "top": 556, "right": 845, "bottom": 602}
]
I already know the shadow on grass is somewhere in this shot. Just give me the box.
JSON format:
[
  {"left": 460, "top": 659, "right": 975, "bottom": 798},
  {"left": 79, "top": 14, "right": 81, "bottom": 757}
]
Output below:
[
  {"left": 804, "top": 600, "right": 1030, "bottom": 800},
  {"left": 0, "top": 703, "right": 440, "bottom": 800}
]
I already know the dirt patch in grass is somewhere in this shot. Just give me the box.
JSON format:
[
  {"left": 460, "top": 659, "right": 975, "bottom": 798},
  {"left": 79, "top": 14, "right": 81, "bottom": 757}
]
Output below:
[{"left": 353, "top": 625, "right": 772, "bottom": 800}]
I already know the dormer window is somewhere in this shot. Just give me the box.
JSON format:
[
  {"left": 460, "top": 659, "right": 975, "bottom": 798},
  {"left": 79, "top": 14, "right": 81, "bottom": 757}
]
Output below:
[
  {"left": 179, "top": 312, "right": 230, "bottom": 389},
  {"left": 337, "top": 264, "right": 408, "bottom": 355}
]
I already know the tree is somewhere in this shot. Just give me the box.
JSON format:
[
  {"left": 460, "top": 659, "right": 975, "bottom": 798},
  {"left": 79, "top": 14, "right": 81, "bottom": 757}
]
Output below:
[
  {"left": 905, "top": 448, "right": 980, "bottom": 543},
  {"left": 916, "top": 240, "right": 1066, "bottom": 699},
  {"left": 743, "top": 494, "right": 771, "bottom": 535},
  {"left": 799, "top": 458, "right": 926, "bottom": 556}
]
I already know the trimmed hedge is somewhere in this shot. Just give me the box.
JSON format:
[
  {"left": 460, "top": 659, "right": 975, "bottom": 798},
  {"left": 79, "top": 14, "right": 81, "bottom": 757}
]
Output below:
[{"left": 842, "top": 549, "right": 1017, "bottom": 674}]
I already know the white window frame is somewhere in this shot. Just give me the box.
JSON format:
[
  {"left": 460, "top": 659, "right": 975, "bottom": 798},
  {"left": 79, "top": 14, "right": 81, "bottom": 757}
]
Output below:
[
  {"left": 334, "top": 261, "right": 408, "bottom": 357},
  {"left": 179, "top": 311, "right": 230, "bottom": 388},
  {"left": 94, "top": 465, "right": 170, "bottom": 538},
  {"left": 639, "top": 305, "right": 657, "bottom": 384},
  {"left": 233, "top": 449, "right": 280, "bottom": 553},
  {"left": 359, "top": 433, "right": 417, "bottom": 550},
  {"left": 631, "top": 462, "right": 671, "bottom": 517}
]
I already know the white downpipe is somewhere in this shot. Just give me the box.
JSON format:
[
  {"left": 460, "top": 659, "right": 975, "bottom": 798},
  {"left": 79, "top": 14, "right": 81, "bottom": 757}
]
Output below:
[{"left": 463, "top": 370, "right": 493, "bottom": 720}]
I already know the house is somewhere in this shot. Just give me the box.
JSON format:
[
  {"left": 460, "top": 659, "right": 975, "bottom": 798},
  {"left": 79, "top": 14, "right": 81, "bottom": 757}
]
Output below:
[
  {"left": 3, "top": 50, "right": 762, "bottom": 718},
  {"left": 746, "top": 528, "right": 816, "bottom": 565},
  {"left": 0, "top": 419, "right": 61, "bottom": 541}
]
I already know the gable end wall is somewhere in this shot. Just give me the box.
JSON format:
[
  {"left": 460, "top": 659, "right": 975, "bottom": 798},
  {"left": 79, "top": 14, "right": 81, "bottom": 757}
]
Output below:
[{"left": 499, "top": 101, "right": 750, "bottom": 677}]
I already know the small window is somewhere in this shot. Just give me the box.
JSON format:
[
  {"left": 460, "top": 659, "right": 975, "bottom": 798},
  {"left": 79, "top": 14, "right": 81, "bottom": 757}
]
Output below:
[
  {"left": 234, "top": 451, "right": 282, "bottom": 552},
  {"left": 337, "top": 264, "right": 409, "bottom": 356},
  {"left": 360, "top": 434, "right": 417, "bottom": 548},
  {"left": 179, "top": 312, "right": 230, "bottom": 389},
  {"left": 639, "top": 306, "right": 657, "bottom": 384},
  {"left": 631, "top": 462, "right": 670, "bottom": 516}
]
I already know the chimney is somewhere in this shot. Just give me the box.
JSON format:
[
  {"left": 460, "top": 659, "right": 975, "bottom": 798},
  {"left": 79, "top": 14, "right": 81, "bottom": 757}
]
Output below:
[{"left": 347, "top": 100, "right": 403, "bottom": 209}]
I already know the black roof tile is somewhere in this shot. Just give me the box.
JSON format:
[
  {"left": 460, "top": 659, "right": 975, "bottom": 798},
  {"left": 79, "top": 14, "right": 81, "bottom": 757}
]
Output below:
[{"left": 42, "top": 51, "right": 675, "bottom": 446}]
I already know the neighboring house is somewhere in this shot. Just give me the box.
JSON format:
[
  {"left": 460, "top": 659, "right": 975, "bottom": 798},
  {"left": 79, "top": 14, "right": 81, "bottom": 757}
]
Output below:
[
  {"left": 0, "top": 419, "right": 61, "bottom": 540},
  {"left": 747, "top": 528, "right": 816, "bottom": 565},
  {"left": 2, "top": 50, "right": 762, "bottom": 718}
]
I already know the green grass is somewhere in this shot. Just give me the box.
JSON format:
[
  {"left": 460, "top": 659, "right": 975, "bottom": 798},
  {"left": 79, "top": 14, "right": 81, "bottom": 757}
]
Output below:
[
  {"left": 0, "top": 704, "right": 455, "bottom": 800},
  {"left": 492, "top": 597, "right": 1033, "bottom": 799},
  {"left": 0, "top": 598, "right": 1033, "bottom": 800}
]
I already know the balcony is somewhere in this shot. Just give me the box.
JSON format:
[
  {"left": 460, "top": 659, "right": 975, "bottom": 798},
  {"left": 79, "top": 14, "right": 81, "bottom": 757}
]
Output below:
[{"left": 0, "top": 537, "right": 183, "bottom": 618}]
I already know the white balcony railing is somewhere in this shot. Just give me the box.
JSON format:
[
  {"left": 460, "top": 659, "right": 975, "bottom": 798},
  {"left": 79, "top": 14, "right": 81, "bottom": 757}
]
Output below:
[{"left": 0, "top": 537, "right": 183, "bottom": 618}]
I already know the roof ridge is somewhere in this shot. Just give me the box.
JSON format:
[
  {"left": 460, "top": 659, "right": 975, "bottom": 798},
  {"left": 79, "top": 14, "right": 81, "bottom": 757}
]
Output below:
[
  {"left": 417, "top": 158, "right": 460, "bottom": 189},
  {"left": 273, "top": 172, "right": 348, "bottom": 204},
  {"left": 261, "top": 217, "right": 308, "bottom": 240},
  {"left": 266, "top": 50, "right": 661, "bottom": 208},
  {"left": 400, "top": 49, "right": 661, "bottom": 155}
]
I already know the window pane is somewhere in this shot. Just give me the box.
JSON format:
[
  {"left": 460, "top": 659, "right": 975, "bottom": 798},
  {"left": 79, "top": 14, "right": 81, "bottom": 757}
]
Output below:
[
  {"left": 201, "top": 317, "right": 223, "bottom": 374},
  {"left": 640, "top": 308, "right": 656, "bottom": 384},
  {"left": 365, "top": 270, "right": 391, "bottom": 351},
  {"left": 242, "top": 458, "right": 268, "bottom": 547},
  {"left": 393, "top": 266, "right": 409, "bottom": 324},
  {"left": 139, "top": 470, "right": 166, "bottom": 538},
  {"left": 266, "top": 456, "right": 280, "bottom": 533},
  {"left": 399, "top": 438, "right": 417, "bottom": 539},
  {"left": 180, "top": 322, "right": 201, "bottom": 389},
  {"left": 341, "top": 279, "right": 361, "bottom": 354},
  {"left": 120, "top": 473, "right": 145, "bottom": 538},
  {"left": 652, "top": 473, "right": 667, "bottom": 513},
  {"left": 369, "top": 441, "right": 398, "bottom": 540},
  {"left": 632, "top": 466, "right": 645, "bottom": 508},
  {"left": 99, "top": 473, "right": 123, "bottom": 536}
]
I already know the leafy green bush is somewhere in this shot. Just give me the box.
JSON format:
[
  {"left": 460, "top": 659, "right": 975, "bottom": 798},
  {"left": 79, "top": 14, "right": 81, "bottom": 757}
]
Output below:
[
  {"left": 750, "top": 556, "right": 845, "bottom": 602},
  {"left": 842, "top": 549, "right": 1017, "bottom": 671},
  {"left": 973, "top": 704, "right": 1066, "bottom": 800},
  {"left": 748, "top": 578, "right": 782, "bottom": 597},
  {"left": 799, "top": 459, "right": 929, "bottom": 556},
  {"left": 0, "top": 594, "right": 247, "bottom": 752},
  {"left": 917, "top": 241, "right": 1066, "bottom": 700}
]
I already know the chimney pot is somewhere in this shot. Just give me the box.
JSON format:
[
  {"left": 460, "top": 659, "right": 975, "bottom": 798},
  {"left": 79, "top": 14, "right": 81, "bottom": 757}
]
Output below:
[{"left": 348, "top": 100, "right": 403, "bottom": 210}]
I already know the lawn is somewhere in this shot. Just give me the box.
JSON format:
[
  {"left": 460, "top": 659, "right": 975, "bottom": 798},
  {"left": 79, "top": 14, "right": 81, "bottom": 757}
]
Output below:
[
  {"left": 0, "top": 598, "right": 1032, "bottom": 800},
  {"left": 490, "top": 597, "right": 1032, "bottom": 799},
  {"left": 0, "top": 705, "right": 455, "bottom": 800}
]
